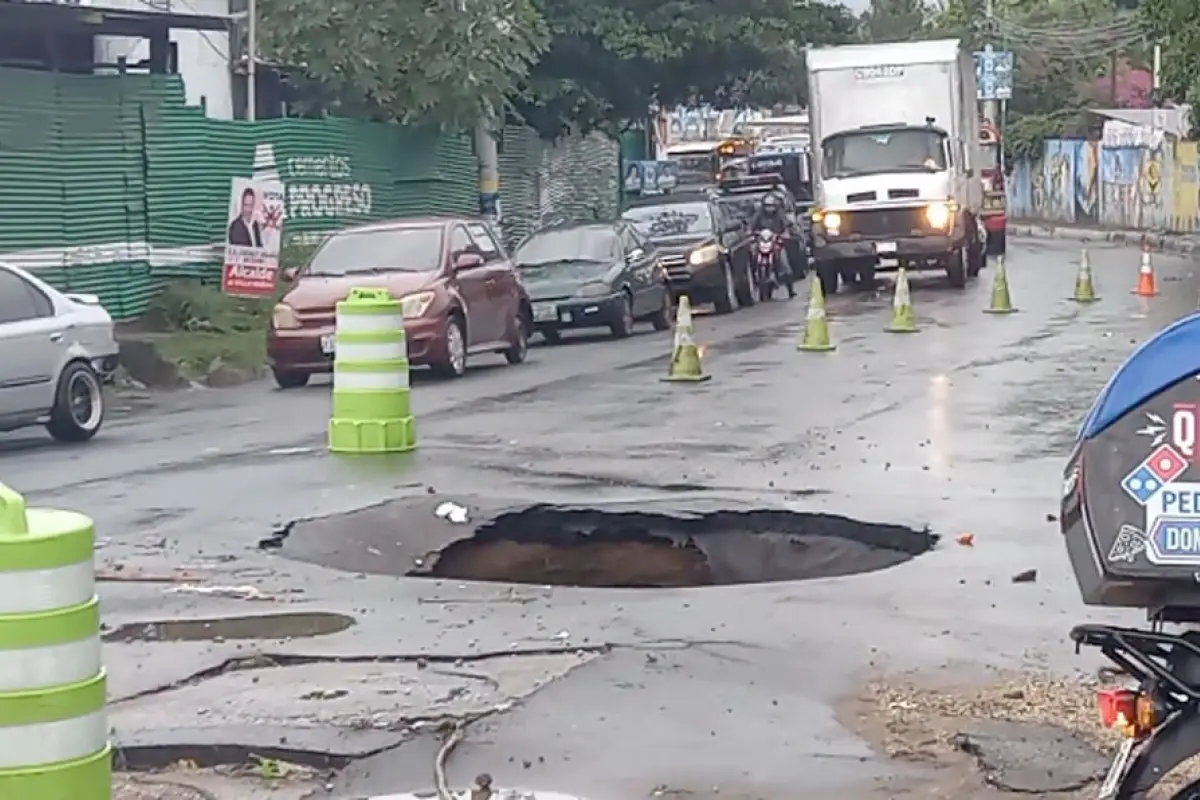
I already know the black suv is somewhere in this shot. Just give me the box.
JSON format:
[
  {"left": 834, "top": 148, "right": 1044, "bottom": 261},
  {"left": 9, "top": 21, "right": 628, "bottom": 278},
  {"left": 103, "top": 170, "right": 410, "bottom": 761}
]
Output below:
[{"left": 621, "top": 191, "right": 757, "bottom": 314}]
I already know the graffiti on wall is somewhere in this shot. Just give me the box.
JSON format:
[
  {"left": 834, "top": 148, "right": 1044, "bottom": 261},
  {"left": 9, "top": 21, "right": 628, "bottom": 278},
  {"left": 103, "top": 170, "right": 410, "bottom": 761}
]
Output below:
[{"left": 1009, "top": 138, "right": 1193, "bottom": 232}]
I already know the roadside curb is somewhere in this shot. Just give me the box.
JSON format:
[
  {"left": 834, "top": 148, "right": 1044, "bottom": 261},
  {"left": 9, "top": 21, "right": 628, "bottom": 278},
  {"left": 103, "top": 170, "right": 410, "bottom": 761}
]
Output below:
[{"left": 1007, "top": 222, "right": 1198, "bottom": 255}]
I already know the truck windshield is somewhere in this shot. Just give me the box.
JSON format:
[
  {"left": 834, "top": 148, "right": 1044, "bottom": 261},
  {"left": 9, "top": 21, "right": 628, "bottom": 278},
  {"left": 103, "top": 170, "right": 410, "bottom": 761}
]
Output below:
[{"left": 822, "top": 129, "right": 947, "bottom": 179}]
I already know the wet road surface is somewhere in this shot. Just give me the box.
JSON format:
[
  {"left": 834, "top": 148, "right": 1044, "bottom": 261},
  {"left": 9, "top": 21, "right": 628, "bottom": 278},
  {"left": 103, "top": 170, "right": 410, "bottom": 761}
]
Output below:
[{"left": 4, "top": 237, "right": 1198, "bottom": 798}]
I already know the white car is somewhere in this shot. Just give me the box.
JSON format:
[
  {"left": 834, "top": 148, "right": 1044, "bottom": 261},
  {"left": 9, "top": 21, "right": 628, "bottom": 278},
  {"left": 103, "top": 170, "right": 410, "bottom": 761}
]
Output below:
[{"left": 0, "top": 262, "right": 118, "bottom": 442}]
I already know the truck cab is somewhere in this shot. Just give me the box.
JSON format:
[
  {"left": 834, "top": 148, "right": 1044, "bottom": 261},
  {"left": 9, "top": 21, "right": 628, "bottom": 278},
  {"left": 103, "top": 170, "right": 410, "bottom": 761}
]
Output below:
[{"left": 805, "top": 40, "right": 987, "bottom": 295}]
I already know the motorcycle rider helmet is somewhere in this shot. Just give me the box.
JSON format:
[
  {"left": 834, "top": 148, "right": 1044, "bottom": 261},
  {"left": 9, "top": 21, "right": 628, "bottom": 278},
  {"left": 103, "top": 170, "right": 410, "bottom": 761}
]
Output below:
[{"left": 762, "top": 193, "right": 779, "bottom": 213}]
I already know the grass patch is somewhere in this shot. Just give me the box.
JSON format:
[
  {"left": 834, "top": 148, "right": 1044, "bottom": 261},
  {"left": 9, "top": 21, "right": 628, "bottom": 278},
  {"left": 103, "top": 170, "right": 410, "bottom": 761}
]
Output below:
[{"left": 142, "top": 281, "right": 275, "bottom": 379}]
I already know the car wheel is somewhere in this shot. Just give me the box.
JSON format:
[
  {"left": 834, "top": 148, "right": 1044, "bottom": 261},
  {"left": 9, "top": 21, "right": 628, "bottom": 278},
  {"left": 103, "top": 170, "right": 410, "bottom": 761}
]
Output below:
[
  {"left": 541, "top": 328, "right": 563, "bottom": 345},
  {"left": 610, "top": 292, "right": 635, "bottom": 339},
  {"left": 273, "top": 370, "right": 309, "bottom": 389},
  {"left": 46, "top": 361, "right": 105, "bottom": 443},
  {"left": 713, "top": 261, "right": 736, "bottom": 315},
  {"left": 504, "top": 315, "right": 529, "bottom": 364},
  {"left": 734, "top": 260, "right": 756, "bottom": 308},
  {"left": 651, "top": 288, "right": 673, "bottom": 331},
  {"left": 431, "top": 315, "right": 468, "bottom": 378}
]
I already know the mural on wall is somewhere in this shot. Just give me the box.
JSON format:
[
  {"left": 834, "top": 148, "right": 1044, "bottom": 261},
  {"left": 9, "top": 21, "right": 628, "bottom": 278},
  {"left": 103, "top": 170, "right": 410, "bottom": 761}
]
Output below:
[
  {"left": 1072, "top": 140, "right": 1099, "bottom": 226},
  {"left": 1171, "top": 141, "right": 1199, "bottom": 232},
  {"left": 1008, "top": 138, "right": 1196, "bottom": 232}
]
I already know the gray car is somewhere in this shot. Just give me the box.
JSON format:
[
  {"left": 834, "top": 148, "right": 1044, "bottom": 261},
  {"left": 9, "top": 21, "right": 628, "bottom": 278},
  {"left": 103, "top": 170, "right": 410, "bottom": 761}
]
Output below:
[{"left": 0, "top": 262, "right": 118, "bottom": 442}]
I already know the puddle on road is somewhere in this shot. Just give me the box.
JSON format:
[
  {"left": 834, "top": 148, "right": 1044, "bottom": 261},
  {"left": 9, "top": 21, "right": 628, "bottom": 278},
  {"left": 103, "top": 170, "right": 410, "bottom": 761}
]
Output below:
[
  {"left": 415, "top": 506, "right": 936, "bottom": 589},
  {"left": 102, "top": 611, "right": 356, "bottom": 643}
]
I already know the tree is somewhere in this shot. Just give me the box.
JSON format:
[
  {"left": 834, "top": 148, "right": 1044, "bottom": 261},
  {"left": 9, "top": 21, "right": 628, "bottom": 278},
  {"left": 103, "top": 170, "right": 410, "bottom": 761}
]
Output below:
[
  {"left": 1140, "top": 0, "right": 1200, "bottom": 130},
  {"left": 257, "top": 0, "right": 549, "bottom": 129},
  {"left": 861, "top": 0, "right": 927, "bottom": 43},
  {"left": 513, "top": 0, "right": 860, "bottom": 139}
]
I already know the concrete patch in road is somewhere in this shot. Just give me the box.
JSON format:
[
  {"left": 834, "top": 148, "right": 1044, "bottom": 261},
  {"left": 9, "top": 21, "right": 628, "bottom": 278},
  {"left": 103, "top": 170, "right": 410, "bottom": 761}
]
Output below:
[
  {"left": 103, "top": 611, "right": 357, "bottom": 644},
  {"left": 264, "top": 495, "right": 936, "bottom": 588},
  {"left": 952, "top": 719, "right": 1108, "bottom": 792},
  {"left": 110, "top": 651, "right": 600, "bottom": 763}
]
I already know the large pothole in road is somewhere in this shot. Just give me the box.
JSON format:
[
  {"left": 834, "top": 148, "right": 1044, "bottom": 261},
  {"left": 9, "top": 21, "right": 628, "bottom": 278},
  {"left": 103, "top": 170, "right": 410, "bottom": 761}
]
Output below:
[{"left": 412, "top": 507, "right": 936, "bottom": 588}]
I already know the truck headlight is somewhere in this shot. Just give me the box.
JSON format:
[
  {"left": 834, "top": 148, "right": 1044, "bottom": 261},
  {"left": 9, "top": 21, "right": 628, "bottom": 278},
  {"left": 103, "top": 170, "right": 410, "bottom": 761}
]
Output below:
[
  {"left": 822, "top": 211, "right": 842, "bottom": 235},
  {"left": 689, "top": 245, "right": 721, "bottom": 265},
  {"left": 925, "top": 202, "right": 954, "bottom": 229}
]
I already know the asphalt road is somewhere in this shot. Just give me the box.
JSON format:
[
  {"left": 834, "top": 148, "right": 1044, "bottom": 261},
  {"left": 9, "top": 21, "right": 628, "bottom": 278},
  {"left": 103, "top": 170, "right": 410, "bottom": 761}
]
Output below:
[{"left": 4, "top": 236, "right": 1198, "bottom": 799}]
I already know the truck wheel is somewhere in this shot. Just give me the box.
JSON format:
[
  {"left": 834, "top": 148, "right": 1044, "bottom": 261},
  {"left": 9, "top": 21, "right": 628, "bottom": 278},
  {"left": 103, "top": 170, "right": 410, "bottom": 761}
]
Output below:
[
  {"left": 946, "top": 242, "right": 968, "bottom": 288},
  {"left": 713, "top": 261, "right": 736, "bottom": 315},
  {"left": 967, "top": 234, "right": 985, "bottom": 278},
  {"left": 856, "top": 260, "right": 877, "bottom": 290},
  {"left": 817, "top": 263, "right": 839, "bottom": 297},
  {"left": 986, "top": 229, "right": 1007, "bottom": 256}
]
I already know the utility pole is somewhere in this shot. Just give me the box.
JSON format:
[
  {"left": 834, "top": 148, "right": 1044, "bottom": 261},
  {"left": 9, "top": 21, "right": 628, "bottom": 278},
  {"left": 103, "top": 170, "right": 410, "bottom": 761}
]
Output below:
[{"left": 247, "top": 0, "right": 257, "bottom": 121}]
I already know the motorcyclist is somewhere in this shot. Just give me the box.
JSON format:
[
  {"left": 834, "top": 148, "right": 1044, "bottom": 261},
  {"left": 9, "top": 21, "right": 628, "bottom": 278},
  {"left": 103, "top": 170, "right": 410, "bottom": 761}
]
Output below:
[{"left": 748, "top": 191, "right": 796, "bottom": 298}]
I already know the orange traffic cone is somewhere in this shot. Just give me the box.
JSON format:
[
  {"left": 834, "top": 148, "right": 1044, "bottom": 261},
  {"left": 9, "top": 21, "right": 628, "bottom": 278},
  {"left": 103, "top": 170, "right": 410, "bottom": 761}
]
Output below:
[{"left": 1133, "top": 248, "right": 1159, "bottom": 297}]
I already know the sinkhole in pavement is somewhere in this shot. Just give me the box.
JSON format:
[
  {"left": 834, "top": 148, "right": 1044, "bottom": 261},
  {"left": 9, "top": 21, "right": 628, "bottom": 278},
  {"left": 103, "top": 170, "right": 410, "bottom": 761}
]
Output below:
[
  {"left": 412, "top": 507, "right": 937, "bottom": 588},
  {"left": 101, "top": 611, "right": 356, "bottom": 643}
]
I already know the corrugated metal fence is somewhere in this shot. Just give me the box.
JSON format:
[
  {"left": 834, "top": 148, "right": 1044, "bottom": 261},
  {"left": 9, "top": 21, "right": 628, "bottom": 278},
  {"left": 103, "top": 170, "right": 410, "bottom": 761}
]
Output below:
[
  {"left": 1007, "top": 138, "right": 1200, "bottom": 233},
  {"left": 0, "top": 67, "right": 618, "bottom": 319}
]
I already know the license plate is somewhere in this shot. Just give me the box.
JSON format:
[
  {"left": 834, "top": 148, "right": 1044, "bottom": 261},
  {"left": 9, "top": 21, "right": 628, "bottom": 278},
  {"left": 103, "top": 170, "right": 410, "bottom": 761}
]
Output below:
[
  {"left": 561, "top": 311, "right": 573, "bottom": 323},
  {"left": 876, "top": 242, "right": 898, "bottom": 254},
  {"left": 533, "top": 303, "right": 557, "bottom": 322},
  {"left": 1097, "top": 738, "right": 1136, "bottom": 799},
  {"left": 320, "top": 334, "right": 335, "bottom": 355}
]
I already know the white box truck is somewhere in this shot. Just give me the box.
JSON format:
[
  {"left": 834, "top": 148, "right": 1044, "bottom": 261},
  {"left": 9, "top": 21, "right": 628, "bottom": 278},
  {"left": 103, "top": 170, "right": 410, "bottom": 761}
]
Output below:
[{"left": 805, "top": 39, "right": 986, "bottom": 295}]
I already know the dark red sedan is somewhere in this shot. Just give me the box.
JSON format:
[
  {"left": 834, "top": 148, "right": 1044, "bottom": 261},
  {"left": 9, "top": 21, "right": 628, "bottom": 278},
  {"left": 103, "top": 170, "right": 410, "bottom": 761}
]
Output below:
[{"left": 267, "top": 216, "right": 532, "bottom": 387}]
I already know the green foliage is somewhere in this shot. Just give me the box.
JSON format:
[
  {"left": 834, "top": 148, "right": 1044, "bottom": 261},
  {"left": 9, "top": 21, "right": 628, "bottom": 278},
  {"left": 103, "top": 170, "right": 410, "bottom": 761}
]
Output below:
[
  {"left": 860, "top": 0, "right": 927, "bottom": 43},
  {"left": 145, "top": 280, "right": 273, "bottom": 334},
  {"left": 257, "top": 0, "right": 549, "bottom": 129},
  {"left": 1141, "top": 0, "right": 1200, "bottom": 131},
  {"left": 514, "top": 0, "right": 860, "bottom": 139}
]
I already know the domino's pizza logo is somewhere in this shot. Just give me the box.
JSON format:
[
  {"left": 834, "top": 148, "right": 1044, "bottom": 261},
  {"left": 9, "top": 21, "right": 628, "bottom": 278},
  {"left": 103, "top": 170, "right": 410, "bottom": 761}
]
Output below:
[{"left": 1122, "top": 444, "right": 1190, "bottom": 505}]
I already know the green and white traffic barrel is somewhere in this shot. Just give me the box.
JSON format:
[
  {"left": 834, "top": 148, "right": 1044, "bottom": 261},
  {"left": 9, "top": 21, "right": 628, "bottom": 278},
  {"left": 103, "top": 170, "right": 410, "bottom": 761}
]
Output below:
[
  {"left": 0, "top": 482, "right": 110, "bottom": 799},
  {"left": 328, "top": 287, "right": 418, "bottom": 454}
]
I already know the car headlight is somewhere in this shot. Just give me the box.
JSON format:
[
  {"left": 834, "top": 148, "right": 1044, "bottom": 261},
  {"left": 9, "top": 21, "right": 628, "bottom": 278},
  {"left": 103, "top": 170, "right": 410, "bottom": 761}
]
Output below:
[
  {"left": 398, "top": 291, "right": 436, "bottom": 319},
  {"left": 925, "top": 201, "right": 954, "bottom": 229},
  {"left": 822, "top": 211, "right": 842, "bottom": 235},
  {"left": 272, "top": 303, "right": 300, "bottom": 329},
  {"left": 689, "top": 244, "right": 721, "bottom": 265},
  {"left": 576, "top": 282, "right": 613, "bottom": 298}
]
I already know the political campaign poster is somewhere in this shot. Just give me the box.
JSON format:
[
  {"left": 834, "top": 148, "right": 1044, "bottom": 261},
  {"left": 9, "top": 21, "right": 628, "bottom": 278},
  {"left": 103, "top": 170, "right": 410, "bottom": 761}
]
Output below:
[{"left": 221, "top": 176, "right": 286, "bottom": 298}]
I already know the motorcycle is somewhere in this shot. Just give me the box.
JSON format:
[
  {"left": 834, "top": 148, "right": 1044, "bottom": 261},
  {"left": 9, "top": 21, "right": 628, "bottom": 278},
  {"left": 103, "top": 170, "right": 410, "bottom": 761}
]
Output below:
[
  {"left": 1071, "top": 624, "right": 1200, "bottom": 799},
  {"left": 753, "top": 228, "right": 787, "bottom": 302}
]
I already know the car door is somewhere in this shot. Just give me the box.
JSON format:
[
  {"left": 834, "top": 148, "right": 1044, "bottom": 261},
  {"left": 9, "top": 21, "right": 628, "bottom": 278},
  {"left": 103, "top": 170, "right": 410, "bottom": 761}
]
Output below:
[
  {"left": 0, "top": 268, "right": 62, "bottom": 418},
  {"left": 465, "top": 221, "right": 517, "bottom": 336},
  {"left": 448, "top": 224, "right": 499, "bottom": 346},
  {"left": 717, "top": 204, "right": 751, "bottom": 282},
  {"left": 618, "top": 225, "right": 656, "bottom": 317}
]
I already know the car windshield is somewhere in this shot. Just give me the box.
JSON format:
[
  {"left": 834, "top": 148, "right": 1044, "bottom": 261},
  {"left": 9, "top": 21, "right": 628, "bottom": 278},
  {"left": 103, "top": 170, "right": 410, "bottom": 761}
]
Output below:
[
  {"left": 718, "top": 194, "right": 769, "bottom": 225},
  {"left": 822, "top": 129, "right": 947, "bottom": 179},
  {"left": 514, "top": 228, "right": 618, "bottom": 267},
  {"left": 307, "top": 227, "right": 444, "bottom": 276},
  {"left": 622, "top": 202, "right": 713, "bottom": 238}
]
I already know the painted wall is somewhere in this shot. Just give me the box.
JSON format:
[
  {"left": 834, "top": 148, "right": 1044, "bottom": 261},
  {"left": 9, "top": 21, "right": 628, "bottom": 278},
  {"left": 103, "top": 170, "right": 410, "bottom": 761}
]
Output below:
[{"left": 1008, "top": 137, "right": 1194, "bottom": 233}]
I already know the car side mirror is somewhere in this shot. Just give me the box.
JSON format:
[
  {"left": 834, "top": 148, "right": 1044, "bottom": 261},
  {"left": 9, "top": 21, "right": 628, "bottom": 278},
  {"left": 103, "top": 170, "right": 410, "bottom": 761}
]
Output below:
[
  {"left": 453, "top": 252, "right": 485, "bottom": 272},
  {"left": 626, "top": 248, "right": 644, "bottom": 263},
  {"left": 281, "top": 266, "right": 300, "bottom": 283}
]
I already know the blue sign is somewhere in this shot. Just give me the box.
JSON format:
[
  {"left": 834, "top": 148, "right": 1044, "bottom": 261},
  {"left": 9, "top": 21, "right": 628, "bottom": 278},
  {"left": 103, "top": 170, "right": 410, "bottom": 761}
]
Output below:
[
  {"left": 974, "top": 48, "right": 1014, "bottom": 101},
  {"left": 1147, "top": 517, "right": 1200, "bottom": 564}
]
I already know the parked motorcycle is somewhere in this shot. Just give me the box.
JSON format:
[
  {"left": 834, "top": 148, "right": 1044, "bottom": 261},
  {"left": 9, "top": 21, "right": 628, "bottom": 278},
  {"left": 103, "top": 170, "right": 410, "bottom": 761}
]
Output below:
[
  {"left": 753, "top": 228, "right": 788, "bottom": 302},
  {"left": 1061, "top": 312, "right": 1200, "bottom": 799}
]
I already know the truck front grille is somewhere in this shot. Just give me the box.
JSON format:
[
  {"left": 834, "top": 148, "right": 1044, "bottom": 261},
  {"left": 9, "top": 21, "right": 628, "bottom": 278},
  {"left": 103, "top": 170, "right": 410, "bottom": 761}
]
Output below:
[
  {"left": 657, "top": 253, "right": 691, "bottom": 282},
  {"left": 846, "top": 207, "right": 925, "bottom": 238}
]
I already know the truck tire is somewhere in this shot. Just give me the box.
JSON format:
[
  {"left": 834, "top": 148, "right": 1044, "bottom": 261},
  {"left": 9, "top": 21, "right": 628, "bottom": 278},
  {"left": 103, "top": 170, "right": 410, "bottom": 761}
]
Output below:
[
  {"left": 986, "top": 229, "right": 1006, "bottom": 256},
  {"left": 817, "top": 262, "right": 840, "bottom": 297},
  {"left": 946, "top": 242, "right": 968, "bottom": 288}
]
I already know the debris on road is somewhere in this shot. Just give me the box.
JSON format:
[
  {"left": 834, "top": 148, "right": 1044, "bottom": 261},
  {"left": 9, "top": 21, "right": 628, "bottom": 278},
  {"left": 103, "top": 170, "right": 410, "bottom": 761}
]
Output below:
[
  {"left": 436, "top": 501, "right": 470, "bottom": 524},
  {"left": 97, "top": 565, "right": 206, "bottom": 583},
  {"left": 165, "top": 584, "right": 272, "bottom": 601},
  {"left": 1011, "top": 568, "right": 1038, "bottom": 583}
]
